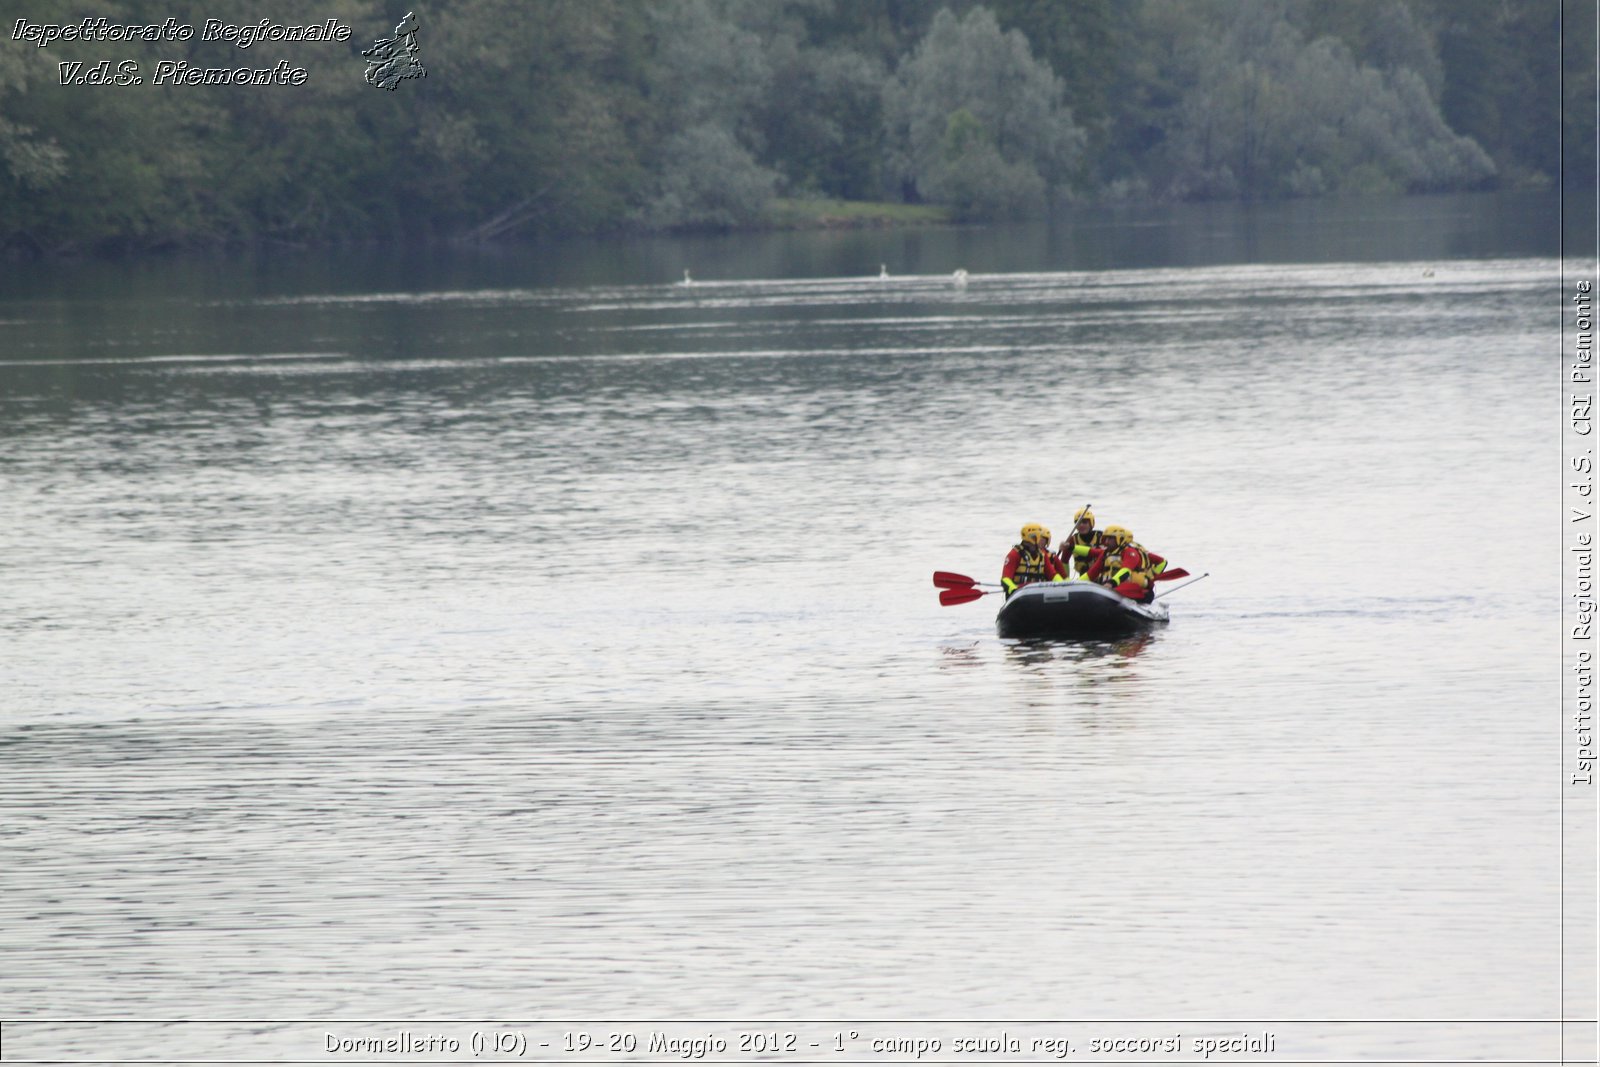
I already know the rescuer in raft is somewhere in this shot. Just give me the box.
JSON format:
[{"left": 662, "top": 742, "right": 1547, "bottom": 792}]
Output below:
[
  {"left": 1084, "top": 525, "right": 1169, "bottom": 603},
  {"left": 1001, "top": 522, "right": 1068, "bottom": 598},
  {"left": 1056, "top": 506, "right": 1101, "bottom": 580}
]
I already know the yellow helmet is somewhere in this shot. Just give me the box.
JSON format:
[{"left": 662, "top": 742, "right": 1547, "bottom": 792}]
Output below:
[
  {"left": 1073, "top": 506, "right": 1095, "bottom": 527},
  {"left": 1020, "top": 522, "right": 1045, "bottom": 546},
  {"left": 1103, "top": 525, "right": 1133, "bottom": 548}
]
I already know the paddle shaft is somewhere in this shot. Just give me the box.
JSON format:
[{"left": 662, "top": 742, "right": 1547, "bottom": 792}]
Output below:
[{"left": 1153, "top": 572, "right": 1209, "bottom": 599}]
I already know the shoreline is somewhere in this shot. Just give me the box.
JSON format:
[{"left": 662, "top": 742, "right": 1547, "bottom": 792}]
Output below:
[{"left": 5, "top": 188, "right": 1576, "bottom": 266}]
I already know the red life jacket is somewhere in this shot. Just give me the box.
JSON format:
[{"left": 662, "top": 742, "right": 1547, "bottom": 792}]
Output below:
[
  {"left": 1006, "top": 543, "right": 1053, "bottom": 585},
  {"left": 1109, "top": 543, "right": 1167, "bottom": 584}
]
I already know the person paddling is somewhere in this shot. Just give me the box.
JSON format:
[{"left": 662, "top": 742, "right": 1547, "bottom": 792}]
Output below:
[
  {"left": 1057, "top": 506, "right": 1101, "bottom": 580},
  {"left": 1001, "top": 522, "right": 1067, "bottom": 598},
  {"left": 1085, "top": 525, "right": 1169, "bottom": 603}
]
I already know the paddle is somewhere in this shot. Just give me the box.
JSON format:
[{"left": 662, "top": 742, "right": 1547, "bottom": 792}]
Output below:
[
  {"left": 938, "top": 587, "right": 992, "bottom": 606},
  {"left": 1154, "top": 567, "right": 1190, "bottom": 581},
  {"left": 933, "top": 571, "right": 1004, "bottom": 590},
  {"left": 1061, "top": 502, "right": 1093, "bottom": 573},
  {"left": 1153, "top": 572, "right": 1209, "bottom": 599}
]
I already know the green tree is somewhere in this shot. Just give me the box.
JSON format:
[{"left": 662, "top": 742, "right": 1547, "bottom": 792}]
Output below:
[
  {"left": 0, "top": 0, "right": 1580, "bottom": 253},
  {"left": 883, "top": 6, "right": 1085, "bottom": 218},
  {"left": 984, "top": 0, "right": 1119, "bottom": 181},
  {"left": 635, "top": 0, "right": 777, "bottom": 228},
  {"left": 1153, "top": 0, "right": 1493, "bottom": 199},
  {"left": 1563, "top": 0, "right": 1598, "bottom": 190},
  {"left": 1430, "top": 0, "right": 1562, "bottom": 186},
  {"left": 1293, "top": 0, "right": 1444, "bottom": 100},
  {"left": 416, "top": 0, "right": 652, "bottom": 239},
  {"left": 756, "top": 37, "right": 888, "bottom": 200},
  {"left": 0, "top": 40, "right": 67, "bottom": 251},
  {"left": 779, "top": 0, "right": 942, "bottom": 68}
]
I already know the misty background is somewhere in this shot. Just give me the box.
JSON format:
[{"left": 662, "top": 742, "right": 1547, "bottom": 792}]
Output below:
[{"left": 0, "top": 0, "right": 1593, "bottom": 258}]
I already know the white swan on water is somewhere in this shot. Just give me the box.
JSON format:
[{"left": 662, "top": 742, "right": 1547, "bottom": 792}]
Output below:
[{"left": 952, "top": 268, "right": 968, "bottom": 287}]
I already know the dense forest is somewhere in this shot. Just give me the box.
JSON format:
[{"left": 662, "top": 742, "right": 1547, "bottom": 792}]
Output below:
[{"left": 0, "top": 0, "right": 1592, "bottom": 256}]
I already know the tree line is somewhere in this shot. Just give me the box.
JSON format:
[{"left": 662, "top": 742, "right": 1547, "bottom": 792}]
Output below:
[{"left": 0, "top": 0, "right": 1590, "bottom": 256}]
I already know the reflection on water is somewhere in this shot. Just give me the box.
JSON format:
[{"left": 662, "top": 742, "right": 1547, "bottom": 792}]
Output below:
[
  {"left": 0, "top": 193, "right": 1576, "bottom": 1059},
  {"left": 1003, "top": 633, "right": 1157, "bottom": 713},
  {"left": 1005, "top": 632, "right": 1158, "bottom": 666}
]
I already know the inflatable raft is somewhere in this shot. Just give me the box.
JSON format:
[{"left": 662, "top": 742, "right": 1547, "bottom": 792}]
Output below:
[{"left": 995, "top": 580, "right": 1169, "bottom": 639}]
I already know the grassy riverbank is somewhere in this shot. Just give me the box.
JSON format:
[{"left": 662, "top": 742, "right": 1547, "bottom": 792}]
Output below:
[{"left": 763, "top": 198, "right": 953, "bottom": 229}]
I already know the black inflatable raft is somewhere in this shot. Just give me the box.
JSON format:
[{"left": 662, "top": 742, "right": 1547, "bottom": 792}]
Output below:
[{"left": 995, "top": 580, "right": 1169, "bottom": 639}]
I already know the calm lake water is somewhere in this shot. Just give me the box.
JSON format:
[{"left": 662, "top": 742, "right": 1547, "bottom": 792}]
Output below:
[{"left": 0, "top": 192, "right": 1591, "bottom": 1063}]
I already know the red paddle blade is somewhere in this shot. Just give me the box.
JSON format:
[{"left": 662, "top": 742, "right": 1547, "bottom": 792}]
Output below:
[
  {"left": 939, "top": 587, "right": 989, "bottom": 606},
  {"left": 933, "top": 570, "right": 979, "bottom": 589},
  {"left": 1154, "top": 568, "right": 1190, "bottom": 581}
]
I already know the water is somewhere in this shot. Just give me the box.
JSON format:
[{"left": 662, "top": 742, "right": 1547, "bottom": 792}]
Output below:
[{"left": 0, "top": 193, "right": 1589, "bottom": 1062}]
